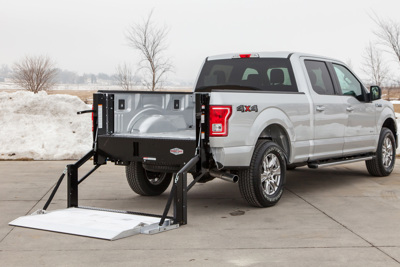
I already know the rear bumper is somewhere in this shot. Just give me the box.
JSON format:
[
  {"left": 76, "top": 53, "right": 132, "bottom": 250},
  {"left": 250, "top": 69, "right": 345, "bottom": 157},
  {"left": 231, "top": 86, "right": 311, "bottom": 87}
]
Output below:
[
  {"left": 210, "top": 146, "right": 254, "bottom": 168},
  {"left": 97, "top": 135, "right": 196, "bottom": 166}
]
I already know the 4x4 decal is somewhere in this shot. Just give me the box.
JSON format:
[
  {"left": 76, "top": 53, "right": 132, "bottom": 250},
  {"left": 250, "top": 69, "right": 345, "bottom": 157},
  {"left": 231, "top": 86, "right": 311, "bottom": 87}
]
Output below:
[{"left": 237, "top": 105, "right": 258, "bottom": 112}]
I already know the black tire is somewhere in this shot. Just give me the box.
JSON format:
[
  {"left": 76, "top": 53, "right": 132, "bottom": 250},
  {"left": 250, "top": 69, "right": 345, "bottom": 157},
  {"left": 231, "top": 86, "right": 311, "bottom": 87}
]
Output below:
[
  {"left": 125, "top": 162, "right": 172, "bottom": 196},
  {"left": 366, "top": 127, "right": 396, "bottom": 177},
  {"left": 239, "top": 141, "right": 286, "bottom": 207}
]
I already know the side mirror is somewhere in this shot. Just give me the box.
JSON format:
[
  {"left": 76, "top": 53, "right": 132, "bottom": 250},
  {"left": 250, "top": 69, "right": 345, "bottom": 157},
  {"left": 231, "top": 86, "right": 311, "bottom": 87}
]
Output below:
[{"left": 370, "top": 85, "right": 381, "bottom": 101}]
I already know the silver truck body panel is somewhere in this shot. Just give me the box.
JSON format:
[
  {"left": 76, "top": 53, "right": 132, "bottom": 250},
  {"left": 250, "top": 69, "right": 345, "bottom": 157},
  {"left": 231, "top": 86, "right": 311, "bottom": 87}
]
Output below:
[{"left": 208, "top": 91, "right": 311, "bottom": 166}]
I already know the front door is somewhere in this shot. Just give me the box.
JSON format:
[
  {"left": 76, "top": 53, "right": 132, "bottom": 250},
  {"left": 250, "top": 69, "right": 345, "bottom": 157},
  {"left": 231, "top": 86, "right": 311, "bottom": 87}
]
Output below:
[{"left": 331, "top": 64, "right": 377, "bottom": 155}]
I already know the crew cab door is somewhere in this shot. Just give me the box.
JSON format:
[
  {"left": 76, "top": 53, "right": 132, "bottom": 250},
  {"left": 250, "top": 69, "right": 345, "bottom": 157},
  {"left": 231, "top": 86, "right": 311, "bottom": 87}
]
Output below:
[
  {"left": 303, "top": 59, "right": 347, "bottom": 160},
  {"left": 330, "top": 64, "right": 377, "bottom": 155}
]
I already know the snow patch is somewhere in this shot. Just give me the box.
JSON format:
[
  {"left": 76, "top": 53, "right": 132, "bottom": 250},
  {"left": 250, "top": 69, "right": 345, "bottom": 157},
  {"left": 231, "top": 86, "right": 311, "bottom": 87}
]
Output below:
[{"left": 0, "top": 91, "right": 92, "bottom": 160}]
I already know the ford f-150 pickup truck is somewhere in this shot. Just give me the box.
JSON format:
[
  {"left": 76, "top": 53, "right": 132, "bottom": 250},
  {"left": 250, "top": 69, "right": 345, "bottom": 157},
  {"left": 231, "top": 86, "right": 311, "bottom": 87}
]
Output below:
[{"left": 93, "top": 52, "right": 397, "bottom": 208}]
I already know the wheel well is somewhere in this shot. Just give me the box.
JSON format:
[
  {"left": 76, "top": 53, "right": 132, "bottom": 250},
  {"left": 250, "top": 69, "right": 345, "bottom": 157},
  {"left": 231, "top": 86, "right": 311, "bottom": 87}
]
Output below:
[
  {"left": 382, "top": 118, "right": 397, "bottom": 146},
  {"left": 258, "top": 124, "right": 290, "bottom": 161}
]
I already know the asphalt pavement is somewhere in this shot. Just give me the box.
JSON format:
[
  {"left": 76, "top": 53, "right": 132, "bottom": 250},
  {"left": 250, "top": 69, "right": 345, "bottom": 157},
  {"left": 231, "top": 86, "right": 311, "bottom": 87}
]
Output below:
[{"left": 1, "top": 160, "right": 400, "bottom": 266}]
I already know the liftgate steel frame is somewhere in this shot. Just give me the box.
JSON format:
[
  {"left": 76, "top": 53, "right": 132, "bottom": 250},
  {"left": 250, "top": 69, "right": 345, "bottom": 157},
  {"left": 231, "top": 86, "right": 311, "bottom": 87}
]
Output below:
[{"left": 41, "top": 149, "right": 202, "bottom": 227}]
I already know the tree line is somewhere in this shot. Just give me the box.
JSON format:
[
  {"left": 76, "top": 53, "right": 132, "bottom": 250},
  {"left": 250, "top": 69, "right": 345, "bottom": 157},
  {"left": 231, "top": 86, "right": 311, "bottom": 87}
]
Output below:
[
  {"left": 0, "top": 64, "right": 129, "bottom": 84},
  {"left": 3, "top": 10, "right": 172, "bottom": 94}
]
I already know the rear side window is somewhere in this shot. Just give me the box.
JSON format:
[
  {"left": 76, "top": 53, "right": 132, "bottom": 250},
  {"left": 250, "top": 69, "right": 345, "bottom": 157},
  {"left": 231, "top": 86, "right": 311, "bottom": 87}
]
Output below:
[
  {"left": 304, "top": 60, "right": 335, "bottom": 95},
  {"left": 195, "top": 58, "right": 298, "bottom": 92}
]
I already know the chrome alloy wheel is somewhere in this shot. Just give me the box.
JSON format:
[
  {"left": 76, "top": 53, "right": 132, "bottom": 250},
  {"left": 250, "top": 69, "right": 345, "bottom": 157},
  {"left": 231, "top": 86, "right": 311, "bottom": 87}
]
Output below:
[
  {"left": 261, "top": 153, "right": 281, "bottom": 196},
  {"left": 382, "top": 136, "right": 394, "bottom": 168}
]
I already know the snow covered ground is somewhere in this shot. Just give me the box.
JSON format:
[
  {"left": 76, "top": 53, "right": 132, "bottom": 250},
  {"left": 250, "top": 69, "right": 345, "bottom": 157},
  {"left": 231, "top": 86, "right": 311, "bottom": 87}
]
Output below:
[{"left": 0, "top": 91, "right": 92, "bottom": 160}]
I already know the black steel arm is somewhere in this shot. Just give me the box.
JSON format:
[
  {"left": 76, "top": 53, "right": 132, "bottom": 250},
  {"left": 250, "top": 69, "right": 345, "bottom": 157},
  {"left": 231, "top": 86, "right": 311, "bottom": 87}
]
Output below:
[
  {"left": 78, "top": 164, "right": 101, "bottom": 185},
  {"left": 42, "top": 167, "right": 68, "bottom": 210},
  {"left": 77, "top": 110, "right": 94, "bottom": 115}
]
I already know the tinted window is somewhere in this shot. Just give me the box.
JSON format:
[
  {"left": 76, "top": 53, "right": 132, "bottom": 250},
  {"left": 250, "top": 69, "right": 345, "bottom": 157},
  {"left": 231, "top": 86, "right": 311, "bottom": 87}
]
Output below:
[
  {"left": 333, "top": 64, "right": 364, "bottom": 99},
  {"left": 242, "top": 68, "right": 258, "bottom": 80},
  {"left": 195, "top": 58, "right": 298, "bottom": 92},
  {"left": 267, "top": 68, "right": 293, "bottom": 85},
  {"left": 304, "top": 60, "right": 335, "bottom": 95}
]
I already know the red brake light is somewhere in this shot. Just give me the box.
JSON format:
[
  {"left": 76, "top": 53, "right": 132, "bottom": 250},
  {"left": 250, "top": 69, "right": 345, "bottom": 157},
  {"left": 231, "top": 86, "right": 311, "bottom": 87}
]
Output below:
[
  {"left": 233, "top": 53, "right": 259, "bottom": 59},
  {"left": 209, "top": 106, "right": 232, "bottom": 137},
  {"left": 91, "top": 105, "right": 94, "bottom": 132}
]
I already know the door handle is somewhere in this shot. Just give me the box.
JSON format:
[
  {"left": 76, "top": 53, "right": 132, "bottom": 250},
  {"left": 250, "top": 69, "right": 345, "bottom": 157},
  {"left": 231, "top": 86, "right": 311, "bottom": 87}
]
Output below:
[
  {"left": 346, "top": 106, "right": 354, "bottom": 112},
  {"left": 316, "top": 105, "right": 325, "bottom": 112}
]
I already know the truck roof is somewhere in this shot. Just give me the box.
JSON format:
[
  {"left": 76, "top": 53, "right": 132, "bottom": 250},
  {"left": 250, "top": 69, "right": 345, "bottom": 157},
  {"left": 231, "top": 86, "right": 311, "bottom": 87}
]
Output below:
[{"left": 207, "top": 51, "right": 340, "bottom": 63}]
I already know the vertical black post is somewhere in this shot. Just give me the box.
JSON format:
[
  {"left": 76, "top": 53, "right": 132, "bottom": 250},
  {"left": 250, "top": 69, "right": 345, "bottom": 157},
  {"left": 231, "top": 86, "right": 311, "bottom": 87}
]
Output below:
[
  {"left": 174, "top": 172, "right": 187, "bottom": 225},
  {"left": 67, "top": 164, "right": 78, "bottom": 208},
  {"left": 182, "top": 172, "right": 187, "bottom": 225}
]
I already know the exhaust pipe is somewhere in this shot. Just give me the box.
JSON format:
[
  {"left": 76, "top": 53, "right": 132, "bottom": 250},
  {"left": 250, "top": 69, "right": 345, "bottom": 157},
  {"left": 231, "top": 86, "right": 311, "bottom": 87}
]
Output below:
[{"left": 209, "top": 170, "right": 239, "bottom": 183}]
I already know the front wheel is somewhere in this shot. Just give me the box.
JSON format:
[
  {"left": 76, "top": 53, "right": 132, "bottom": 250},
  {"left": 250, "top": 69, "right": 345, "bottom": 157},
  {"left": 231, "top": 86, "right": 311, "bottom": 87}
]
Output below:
[
  {"left": 125, "top": 162, "right": 172, "bottom": 196},
  {"left": 239, "top": 141, "right": 286, "bottom": 207},
  {"left": 366, "top": 127, "right": 396, "bottom": 177}
]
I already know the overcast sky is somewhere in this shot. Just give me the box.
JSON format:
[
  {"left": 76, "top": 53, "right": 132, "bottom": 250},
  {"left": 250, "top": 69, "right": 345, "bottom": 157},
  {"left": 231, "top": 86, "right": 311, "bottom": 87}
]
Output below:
[{"left": 1, "top": 0, "right": 400, "bottom": 84}]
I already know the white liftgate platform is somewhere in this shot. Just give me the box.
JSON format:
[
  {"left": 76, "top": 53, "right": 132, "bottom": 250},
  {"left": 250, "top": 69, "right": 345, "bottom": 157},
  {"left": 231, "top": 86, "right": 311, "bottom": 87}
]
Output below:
[
  {"left": 9, "top": 150, "right": 201, "bottom": 241},
  {"left": 10, "top": 208, "right": 177, "bottom": 240}
]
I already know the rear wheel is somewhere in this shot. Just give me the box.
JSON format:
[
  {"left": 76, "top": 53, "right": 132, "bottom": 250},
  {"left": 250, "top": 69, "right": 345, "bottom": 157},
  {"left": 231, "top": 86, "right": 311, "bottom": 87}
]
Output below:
[
  {"left": 125, "top": 162, "right": 172, "bottom": 196},
  {"left": 366, "top": 127, "right": 396, "bottom": 177},
  {"left": 239, "top": 141, "right": 286, "bottom": 207}
]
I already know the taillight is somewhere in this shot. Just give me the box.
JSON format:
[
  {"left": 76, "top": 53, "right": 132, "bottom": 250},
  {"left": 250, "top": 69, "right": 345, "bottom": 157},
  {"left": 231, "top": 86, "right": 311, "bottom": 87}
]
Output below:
[
  {"left": 240, "top": 54, "right": 251, "bottom": 58},
  {"left": 91, "top": 105, "right": 94, "bottom": 132},
  {"left": 209, "top": 106, "right": 232, "bottom": 137}
]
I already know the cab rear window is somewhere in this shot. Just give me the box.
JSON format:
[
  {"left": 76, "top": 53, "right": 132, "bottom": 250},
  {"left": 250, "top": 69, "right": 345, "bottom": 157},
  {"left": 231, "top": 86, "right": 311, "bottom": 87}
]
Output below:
[{"left": 195, "top": 58, "right": 298, "bottom": 92}]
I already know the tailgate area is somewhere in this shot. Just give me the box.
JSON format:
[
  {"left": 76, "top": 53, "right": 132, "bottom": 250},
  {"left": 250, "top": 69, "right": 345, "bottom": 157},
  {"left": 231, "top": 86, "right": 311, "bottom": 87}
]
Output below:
[{"left": 94, "top": 91, "right": 198, "bottom": 165}]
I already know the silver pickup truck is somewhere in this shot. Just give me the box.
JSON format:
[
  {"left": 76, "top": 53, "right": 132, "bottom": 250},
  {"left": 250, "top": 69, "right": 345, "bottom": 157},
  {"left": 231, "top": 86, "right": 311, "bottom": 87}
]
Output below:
[{"left": 93, "top": 52, "right": 397, "bottom": 208}]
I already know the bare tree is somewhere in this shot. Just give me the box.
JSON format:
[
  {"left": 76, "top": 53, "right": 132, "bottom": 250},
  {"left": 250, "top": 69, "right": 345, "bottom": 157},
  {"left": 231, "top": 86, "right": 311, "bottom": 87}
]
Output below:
[
  {"left": 361, "top": 42, "right": 390, "bottom": 86},
  {"left": 12, "top": 55, "right": 58, "bottom": 93},
  {"left": 372, "top": 14, "right": 400, "bottom": 65},
  {"left": 116, "top": 62, "right": 134, "bottom": 90},
  {"left": 125, "top": 10, "right": 172, "bottom": 91}
]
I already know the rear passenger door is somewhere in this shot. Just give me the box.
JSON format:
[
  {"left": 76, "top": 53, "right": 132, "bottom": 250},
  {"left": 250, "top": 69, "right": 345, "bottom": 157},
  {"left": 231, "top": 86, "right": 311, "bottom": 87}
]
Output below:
[{"left": 303, "top": 59, "right": 347, "bottom": 160}]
